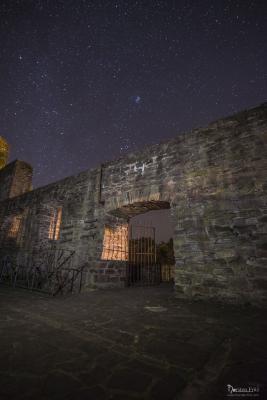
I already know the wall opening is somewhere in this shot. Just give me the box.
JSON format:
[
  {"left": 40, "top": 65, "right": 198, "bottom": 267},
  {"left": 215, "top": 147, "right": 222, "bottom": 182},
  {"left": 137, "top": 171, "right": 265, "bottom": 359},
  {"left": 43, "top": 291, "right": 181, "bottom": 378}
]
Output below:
[
  {"left": 8, "top": 215, "right": 22, "bottom": 239},
  {"left": 129, "top": 208, "right": 175, "bottom": 285},
  {"left": 49, "top": 207, "right": 62, "bottom": 241},
  {"left": 105, "top": 200, "right": 175, "bottom": 286},
  {"left": 101, "top": 223, "right": 128, "bottom": 260}
]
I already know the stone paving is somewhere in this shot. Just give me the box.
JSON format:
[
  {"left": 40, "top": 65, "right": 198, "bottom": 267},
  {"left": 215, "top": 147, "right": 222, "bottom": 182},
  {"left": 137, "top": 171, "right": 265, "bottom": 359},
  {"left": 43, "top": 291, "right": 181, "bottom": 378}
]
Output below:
[{"left": 0, "top": 284, "right": 266, "bottom": 400}]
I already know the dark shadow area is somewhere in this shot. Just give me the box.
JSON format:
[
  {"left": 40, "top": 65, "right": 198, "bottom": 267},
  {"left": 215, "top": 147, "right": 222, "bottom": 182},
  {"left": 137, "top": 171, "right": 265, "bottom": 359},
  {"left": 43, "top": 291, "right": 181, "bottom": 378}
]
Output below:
[{"left": 0, "top": 286, "right": 266, "bottom": 399}]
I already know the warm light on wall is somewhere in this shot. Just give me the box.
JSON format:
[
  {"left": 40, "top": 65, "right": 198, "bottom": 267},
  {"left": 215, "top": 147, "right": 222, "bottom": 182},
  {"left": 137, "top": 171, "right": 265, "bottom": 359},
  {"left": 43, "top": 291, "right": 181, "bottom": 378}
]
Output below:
[
  {"left": 8, "top": 215, "right": 22, "bottom": 238},
  {"left": 0, "top": 136, "right": 9, "bottom": 170},
  {"left": 101, "top": 224, "right": 128, "bottom": 260},
  {"left": 49, "top": 207, "right": 62, "bottom": 240}
]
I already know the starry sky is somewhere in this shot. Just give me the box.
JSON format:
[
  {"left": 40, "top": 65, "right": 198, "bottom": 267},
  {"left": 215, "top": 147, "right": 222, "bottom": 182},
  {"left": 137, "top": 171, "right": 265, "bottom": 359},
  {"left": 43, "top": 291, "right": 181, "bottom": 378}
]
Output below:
[{"left": 1, "top": 0, "right": 266, "bottom": 188}]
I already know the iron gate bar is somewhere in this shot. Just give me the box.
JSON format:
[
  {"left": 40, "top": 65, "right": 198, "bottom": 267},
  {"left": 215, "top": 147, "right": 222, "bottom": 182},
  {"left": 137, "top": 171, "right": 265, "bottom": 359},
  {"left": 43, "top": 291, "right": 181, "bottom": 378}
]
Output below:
[{"left": 127, "top": 223, "right": 161, "bottom": 287}]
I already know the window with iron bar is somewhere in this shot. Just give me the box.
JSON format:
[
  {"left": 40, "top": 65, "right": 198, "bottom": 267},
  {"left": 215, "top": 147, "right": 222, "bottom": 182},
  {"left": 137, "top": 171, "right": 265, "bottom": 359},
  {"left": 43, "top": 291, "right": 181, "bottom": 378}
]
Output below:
[
  {"left": 49, "top": 207, "right": 62, "bottom": 240},
  {"left": 101, "top": 224, "right": 128, "bottom": 261},
  {"left": 8, "top": 215, "right": 22, "bottom": 238}
]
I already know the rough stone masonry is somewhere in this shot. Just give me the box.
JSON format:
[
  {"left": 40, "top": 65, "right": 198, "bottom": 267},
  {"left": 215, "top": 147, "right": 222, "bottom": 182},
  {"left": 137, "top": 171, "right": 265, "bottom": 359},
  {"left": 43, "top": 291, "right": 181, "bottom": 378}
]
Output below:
[{"left": 0, "top": 103, "right": 266, "bottom": 304}]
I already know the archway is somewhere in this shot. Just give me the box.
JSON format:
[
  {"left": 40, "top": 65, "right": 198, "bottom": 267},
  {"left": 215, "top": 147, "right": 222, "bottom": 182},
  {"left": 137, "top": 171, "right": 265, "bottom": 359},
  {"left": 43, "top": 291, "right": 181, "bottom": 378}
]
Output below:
[
  {"left": 101, "top": 200, "right": 175, "bottom": 287},
  {"left": 129, "top": 208, "right": 175, "bottom": 285}
]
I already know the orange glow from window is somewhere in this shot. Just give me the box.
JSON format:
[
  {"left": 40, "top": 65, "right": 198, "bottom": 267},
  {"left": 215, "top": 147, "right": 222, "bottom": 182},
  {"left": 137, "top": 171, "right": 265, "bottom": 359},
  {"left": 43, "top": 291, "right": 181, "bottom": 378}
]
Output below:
[
  {"left": 49, "top": 207, "right": 62, "bottom": 240},
  {"left": 8, "top": 216, "right": 22, "bottom": 238},
  {"left": 0, "top": 136, "right": 9, "bottom": 169},
  {"left": 101, "top": 224, "right": 128, "bottom": 260}
]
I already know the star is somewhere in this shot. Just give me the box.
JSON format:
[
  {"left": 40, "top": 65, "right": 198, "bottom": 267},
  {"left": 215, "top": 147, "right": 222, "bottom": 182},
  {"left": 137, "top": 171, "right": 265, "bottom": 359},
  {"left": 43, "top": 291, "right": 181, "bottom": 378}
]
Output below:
[
  {"left": 0, "top": 0, "right": 265, "bottom": 189},
  {"left": 134, "top": 95, "right": 141, "bottom": 104}
]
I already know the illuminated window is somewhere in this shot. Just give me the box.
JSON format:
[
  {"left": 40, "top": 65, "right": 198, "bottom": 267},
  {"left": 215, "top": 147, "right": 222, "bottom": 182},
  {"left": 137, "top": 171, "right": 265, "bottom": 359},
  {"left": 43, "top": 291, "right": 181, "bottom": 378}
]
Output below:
[
  {"left": 49, "top": 207, "right": 62, "bottom": 240},
  {"left": 0, "top": 136, "right": 9, "bottom": 169},
  {"left": 101, "top": 224, "right": 128, "bottom": 261},
  {"left": 8, "top": 215, "right": 22, "bottom": 238}
]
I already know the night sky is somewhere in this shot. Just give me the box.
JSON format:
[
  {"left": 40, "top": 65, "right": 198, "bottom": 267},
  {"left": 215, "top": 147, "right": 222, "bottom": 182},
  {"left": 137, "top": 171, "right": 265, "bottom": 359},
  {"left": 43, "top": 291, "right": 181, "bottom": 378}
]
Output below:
[{"left": 1, "top": 0, "right": 266, "bottom": 188}]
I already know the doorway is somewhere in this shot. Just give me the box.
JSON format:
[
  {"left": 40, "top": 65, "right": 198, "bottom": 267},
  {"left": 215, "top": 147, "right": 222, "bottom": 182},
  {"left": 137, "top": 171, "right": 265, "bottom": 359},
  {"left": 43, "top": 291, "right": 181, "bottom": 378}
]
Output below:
[
  {"left": 102, "top": 200, "right": 175, "bottom": 287},
  {"left": 127, "top": 208, "right": 175, "bottom": 286}
]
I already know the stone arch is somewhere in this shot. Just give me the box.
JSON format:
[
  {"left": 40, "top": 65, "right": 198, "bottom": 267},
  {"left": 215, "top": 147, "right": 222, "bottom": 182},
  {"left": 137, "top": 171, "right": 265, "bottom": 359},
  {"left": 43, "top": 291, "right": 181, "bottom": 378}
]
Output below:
[
  {"left": 104, "top": 187, "right": 174, "bottom": 219},
  {"left": 108, "top": 199, "right": 171, "bottom": 219}
]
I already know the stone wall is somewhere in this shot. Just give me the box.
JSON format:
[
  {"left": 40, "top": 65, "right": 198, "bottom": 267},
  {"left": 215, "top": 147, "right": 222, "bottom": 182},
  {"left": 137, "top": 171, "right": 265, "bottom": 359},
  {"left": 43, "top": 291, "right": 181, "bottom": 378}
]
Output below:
[
  {"left": 0, "top": 160, "right": 33, "bottom": 202},
  {"left": 0, "top": 103, "right": 266, "bottom": 304},
  {"left": 0, "top": 168, "right": 101, "bottom": 266},
  {"left": 98, "top": 104, "right": 267, "bottom": 304}
]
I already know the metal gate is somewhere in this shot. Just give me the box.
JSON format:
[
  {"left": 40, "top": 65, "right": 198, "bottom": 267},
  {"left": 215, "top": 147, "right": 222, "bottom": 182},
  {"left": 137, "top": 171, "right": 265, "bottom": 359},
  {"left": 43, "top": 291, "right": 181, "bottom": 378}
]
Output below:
[{"left": 127, "top": 224, "right": 161, "bottom": 286}]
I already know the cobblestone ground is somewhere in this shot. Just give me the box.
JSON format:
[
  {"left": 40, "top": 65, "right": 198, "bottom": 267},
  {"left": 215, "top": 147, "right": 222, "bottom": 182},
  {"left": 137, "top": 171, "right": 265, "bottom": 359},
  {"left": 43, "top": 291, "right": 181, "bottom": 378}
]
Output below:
[{"left": 0, "top": 284, "right": 266, "bottom": 400}]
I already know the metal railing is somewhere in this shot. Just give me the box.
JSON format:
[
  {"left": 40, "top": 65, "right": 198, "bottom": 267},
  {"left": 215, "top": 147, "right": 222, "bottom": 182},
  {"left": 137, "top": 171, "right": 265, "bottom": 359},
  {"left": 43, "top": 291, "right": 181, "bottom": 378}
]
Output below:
[{"left": 0, "top": 249, "right": 86, "bottom": 295}]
